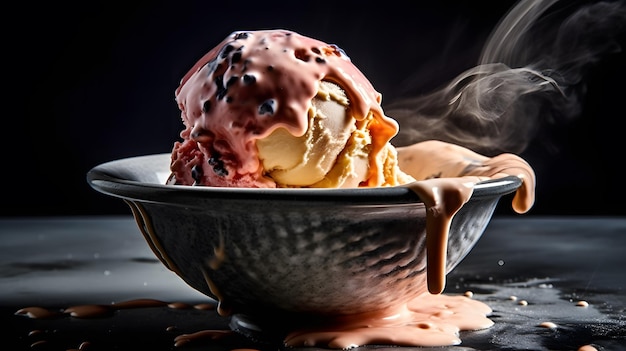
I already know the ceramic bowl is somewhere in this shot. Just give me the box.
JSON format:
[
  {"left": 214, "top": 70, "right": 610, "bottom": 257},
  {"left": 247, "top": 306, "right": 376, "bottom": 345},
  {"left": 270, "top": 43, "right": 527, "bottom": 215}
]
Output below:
[{"left": 87, "top": 153, "right": 521, "bottom": 320}]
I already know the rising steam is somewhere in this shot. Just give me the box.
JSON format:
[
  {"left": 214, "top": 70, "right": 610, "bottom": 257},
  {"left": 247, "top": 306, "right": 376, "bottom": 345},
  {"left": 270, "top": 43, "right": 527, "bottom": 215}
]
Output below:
[{"left": 387, "top": 0, "right": 626, "bottom": 155}]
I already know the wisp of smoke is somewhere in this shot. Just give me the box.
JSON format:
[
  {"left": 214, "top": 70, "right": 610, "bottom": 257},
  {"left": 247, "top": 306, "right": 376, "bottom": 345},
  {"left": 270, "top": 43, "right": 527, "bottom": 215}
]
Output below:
[{"left": 387, "top": 0, "right": 626, "bottom": 155}]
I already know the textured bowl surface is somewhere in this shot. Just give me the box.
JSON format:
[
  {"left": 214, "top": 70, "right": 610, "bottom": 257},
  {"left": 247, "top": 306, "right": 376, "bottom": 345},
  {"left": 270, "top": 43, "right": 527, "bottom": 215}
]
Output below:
[{"left": 87, "top": 153, "right": 521, "bottom": 318}]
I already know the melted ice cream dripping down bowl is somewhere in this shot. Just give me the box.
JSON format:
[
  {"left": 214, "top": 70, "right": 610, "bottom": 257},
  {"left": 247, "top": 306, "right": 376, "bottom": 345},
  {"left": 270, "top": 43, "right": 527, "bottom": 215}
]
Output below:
[{"left": 87, "top": 152, "right": 523, "bottom": 322}]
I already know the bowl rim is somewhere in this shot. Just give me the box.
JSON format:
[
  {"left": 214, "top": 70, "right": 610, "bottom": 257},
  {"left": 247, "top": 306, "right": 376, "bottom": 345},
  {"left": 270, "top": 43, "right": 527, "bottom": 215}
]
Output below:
[{"left": 87, "top": 153, "right": 522, "bottom": 205}]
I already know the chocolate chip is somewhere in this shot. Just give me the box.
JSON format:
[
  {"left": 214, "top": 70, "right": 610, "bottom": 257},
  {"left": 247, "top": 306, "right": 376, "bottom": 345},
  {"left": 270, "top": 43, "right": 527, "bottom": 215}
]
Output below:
[
  {"left": 231, "top": 51, "right": 242, "bottom": 64},
  {"left": 226, "top": 76, "right": 238, "bottom": 87},
  {"left": 202, "top": 100, "right": 211, "bottom": 113},
  {"left": 219, "top": 44, "right": 234, "bottom": 59},
  {"left": 242, "top": 74, "right": 256, "bottom": 84},
  {"left": 208, "top": 155, "right": 228, "bottom": 177},
  {"left": 234, "top": 32, "right": 249, "bottom": 40},
  {"left": 191, "top": 164, "right": 203, "bottom": 183},
  {"left": 214, "top": 76, "right": 227, "bottom": 100},
  {"left": 258, "top": 99, "right": 276, "bottom": 115}
]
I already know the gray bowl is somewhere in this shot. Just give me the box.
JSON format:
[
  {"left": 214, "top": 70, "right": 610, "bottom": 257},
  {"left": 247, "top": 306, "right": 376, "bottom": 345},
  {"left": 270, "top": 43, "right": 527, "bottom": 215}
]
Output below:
[{"left": 87, "top": 153, "right": 521, "bottom": 320}]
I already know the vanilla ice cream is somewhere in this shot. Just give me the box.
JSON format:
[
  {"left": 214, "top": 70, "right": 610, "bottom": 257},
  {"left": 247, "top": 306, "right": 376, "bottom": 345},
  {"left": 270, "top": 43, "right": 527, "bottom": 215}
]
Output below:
[{"left": 257, "top": 81, "right": 370, "bottom": 187}]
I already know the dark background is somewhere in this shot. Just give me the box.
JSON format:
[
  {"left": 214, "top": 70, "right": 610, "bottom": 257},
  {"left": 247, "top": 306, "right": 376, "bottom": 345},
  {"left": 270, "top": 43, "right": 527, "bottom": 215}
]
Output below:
[{"left": 3, "top": 0, "right": 625, "bottom": 217}]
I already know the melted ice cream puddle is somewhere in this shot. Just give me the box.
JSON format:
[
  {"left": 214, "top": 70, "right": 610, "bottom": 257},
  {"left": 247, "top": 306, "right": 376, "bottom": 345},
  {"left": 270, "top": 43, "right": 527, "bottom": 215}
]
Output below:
[{"left": 283, "top": 292, "right": 493, "bottom": 348}]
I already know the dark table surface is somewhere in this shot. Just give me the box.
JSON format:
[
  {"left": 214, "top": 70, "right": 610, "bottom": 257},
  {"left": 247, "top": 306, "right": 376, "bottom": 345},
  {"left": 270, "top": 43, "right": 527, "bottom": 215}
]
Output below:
[{"left": 1, "top": 216, "right": 624, "bottom": 351}]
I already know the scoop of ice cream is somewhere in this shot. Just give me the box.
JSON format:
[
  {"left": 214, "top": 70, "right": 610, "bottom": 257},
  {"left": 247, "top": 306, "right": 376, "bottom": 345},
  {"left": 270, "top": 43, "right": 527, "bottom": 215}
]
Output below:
[
  {"left": 169, "top": 29, "right": 410, "bottom": 188},
  {"left": 256, "top": 81, "right": 364, "bottom": 187}
]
